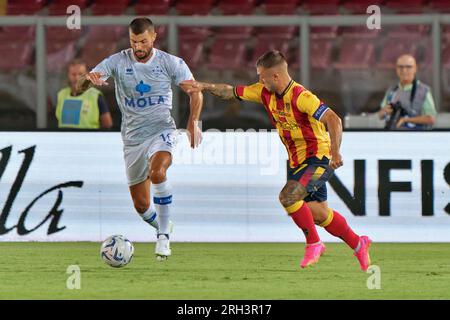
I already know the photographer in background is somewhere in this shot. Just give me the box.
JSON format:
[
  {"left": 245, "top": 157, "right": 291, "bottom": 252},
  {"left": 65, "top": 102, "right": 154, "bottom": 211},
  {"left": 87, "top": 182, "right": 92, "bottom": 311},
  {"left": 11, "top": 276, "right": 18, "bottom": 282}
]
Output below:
[{"left": 378, "top": 54, "right": 437, "bottom": 130}]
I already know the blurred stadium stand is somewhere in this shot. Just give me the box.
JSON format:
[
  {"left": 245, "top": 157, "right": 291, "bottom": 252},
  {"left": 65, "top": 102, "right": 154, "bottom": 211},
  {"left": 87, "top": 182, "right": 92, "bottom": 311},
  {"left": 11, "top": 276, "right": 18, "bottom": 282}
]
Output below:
[{"left": 0, "top": 0, "right": 449, "bottom": 130}]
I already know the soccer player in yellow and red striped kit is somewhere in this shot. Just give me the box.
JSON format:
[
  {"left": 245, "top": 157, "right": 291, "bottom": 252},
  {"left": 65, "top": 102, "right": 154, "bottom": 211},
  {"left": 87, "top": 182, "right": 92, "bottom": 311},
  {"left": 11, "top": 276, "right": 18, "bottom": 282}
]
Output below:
[{"left": 182, "top": 50, "right": 372, "bottom": 270}]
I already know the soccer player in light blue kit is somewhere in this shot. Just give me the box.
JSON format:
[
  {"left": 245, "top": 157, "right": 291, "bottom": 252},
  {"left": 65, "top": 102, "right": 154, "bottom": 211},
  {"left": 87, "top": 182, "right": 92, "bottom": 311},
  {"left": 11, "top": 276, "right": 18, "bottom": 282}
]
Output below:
[{"left": 77, "top": 18, "right": 203, "bottom": 261}]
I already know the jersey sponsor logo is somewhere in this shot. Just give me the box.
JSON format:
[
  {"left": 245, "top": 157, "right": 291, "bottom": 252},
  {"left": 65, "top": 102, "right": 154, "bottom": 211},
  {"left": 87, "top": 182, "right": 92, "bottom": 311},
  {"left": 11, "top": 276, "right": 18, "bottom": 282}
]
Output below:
[
  {"left": 124, "top": 95, "right": 165, "bottom": 108},
  {"left": 125, "top": 68, "right": 133, "bottom": 75},
  {"left": 135, "top": 80, "right": 151, "bottom": 96}
]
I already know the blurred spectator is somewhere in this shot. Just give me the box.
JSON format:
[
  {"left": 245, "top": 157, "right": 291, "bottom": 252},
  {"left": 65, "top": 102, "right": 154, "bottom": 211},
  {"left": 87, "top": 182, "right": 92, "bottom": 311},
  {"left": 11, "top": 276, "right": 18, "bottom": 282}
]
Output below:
[
  {"left": 378, "top": 54, "right": 436, "bottom": 130},
  {"left": 55, "top": 59, "right": 113, "bottom": 129}
]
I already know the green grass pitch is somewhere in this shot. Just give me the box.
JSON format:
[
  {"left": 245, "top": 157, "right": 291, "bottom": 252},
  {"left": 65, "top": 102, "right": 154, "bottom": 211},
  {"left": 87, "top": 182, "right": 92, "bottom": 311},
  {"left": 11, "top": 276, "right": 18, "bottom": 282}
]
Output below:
[{"left": 0, "top": 242, "right": 449, "bottom": 300}]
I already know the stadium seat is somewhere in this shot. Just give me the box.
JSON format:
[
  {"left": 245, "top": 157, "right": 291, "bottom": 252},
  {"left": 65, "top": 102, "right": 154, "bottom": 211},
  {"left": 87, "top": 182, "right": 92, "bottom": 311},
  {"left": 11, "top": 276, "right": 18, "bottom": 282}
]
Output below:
[
  {"left": 179, "top": 38, "right": 204, "bottom": 69},
  {"left": 178, "top": 26, "right": 212, "bottom": 41},
  {"left": 85, "top": 26, "right": 126, "bottom": 41},
  {"left": 442, "top": 41, "right": 450, "bottom": 68},
  {"left": 249, "top": 37, "right": 290, "bottom": 68},
  {"left": 334, "top": 39, "right": 375, "bottom": 69},
  {"left": 303, "top": 0, "right": 340, "bottom": 15},
  {"left": 207, "top": 39, "right": 247, "bottom": 70},
  {"left": 134, "top": 0, "right": 172, "bottom": 15},
  {"left": 383, "top": 0, "right": 427, "bottom": 13},
  {"left": 377, "top": 37, "right": 419, "bottom": 69},
  {"left": 47, "top": 0, "right": 89, "bottom": 15},
  {"left": 255, "top": 26, "right": 297, "bottom": 40},
  {"left": 290, "top": 39, "right": 334, "bottom": 70},
  {"left": 429, "top": 0, "right": 450, "bottom": 13},
  {"left": 339, "top": 26, "right": 380, "bottom": 39},
  {"left": 0, "top": 43, "right": 33, "bottom": 71},
  {"left": 217, "top": 0, "right": 256, "bottom": 15},
  {"left": 155, "top": 26, "right": 167, "bottom": 40},
  {"left": 91, "top": 0, "right": 130, "bottom": 15},
  {"left": 260, "top": 0, "right": 300, "bottom": 15},
  {"left": 80, "top": 41, "right": 118, "bottom": 69},
  {"left": 176, "top": 0, "right": 214, "bottom": 15},
  {"left": 46, "top": 40, "right": 77, "bottom": 73},
  {"left": 386, "top": 25, "right": 430, "bottom": 38},
  {"left": 46, "top": 26, "right": 82, "bottom": 42},
  {"left": 310, "top": 26, "right": 338, "bottom": 40},
  {"left": 341, "top": 0, "right": 383, "bottom": 14},
  {"left": 216, "top": 26, "right": 254, "bottom": 40},
  {"left": 6, "top": 0, "right": 45, "bottom": 15},
  {"left": 0, "top": 26, "right": 35, "bottom": 41}
]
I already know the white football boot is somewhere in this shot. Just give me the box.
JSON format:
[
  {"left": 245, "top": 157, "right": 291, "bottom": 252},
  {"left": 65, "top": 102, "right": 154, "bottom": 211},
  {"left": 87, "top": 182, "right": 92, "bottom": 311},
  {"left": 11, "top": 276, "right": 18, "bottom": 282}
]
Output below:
[{"left": 155, "top": 234, "right": 171, "bottom": 261}]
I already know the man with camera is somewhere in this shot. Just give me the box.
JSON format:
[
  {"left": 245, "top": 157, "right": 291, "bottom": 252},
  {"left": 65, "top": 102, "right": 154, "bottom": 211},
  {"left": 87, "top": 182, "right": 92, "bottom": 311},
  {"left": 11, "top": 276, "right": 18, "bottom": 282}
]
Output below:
[{"left": 378, "top": 54, "right": 437, "bottom": 130}]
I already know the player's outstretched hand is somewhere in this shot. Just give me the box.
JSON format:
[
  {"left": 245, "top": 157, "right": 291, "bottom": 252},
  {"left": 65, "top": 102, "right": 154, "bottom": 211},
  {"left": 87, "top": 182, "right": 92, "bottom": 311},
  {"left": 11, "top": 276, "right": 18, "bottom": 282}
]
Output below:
[
  {"left": 187, "top": 120, "right": 203, "bottom": 148},
  {"left": 181, "top": 80, "right": 203, "bottom": 94},
  {"left": 86, "top": 72, "right": 108, "bottom": 86},
  {"left": 330, "top": 152, "right": 343, "bottom": 169}
]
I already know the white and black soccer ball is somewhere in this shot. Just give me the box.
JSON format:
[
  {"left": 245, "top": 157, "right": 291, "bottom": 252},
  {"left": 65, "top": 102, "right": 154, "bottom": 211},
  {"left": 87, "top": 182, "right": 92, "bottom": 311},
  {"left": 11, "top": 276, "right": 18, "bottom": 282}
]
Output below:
[{"left": 100, "top": 235, "right": 134, "bottom": 268}]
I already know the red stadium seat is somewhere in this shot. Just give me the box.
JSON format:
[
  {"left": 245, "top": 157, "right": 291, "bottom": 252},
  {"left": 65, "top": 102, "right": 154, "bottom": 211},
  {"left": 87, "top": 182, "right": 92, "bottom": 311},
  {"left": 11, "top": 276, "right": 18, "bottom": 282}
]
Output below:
[
  {"left": 260, "top": 0, "right": 300, "bottom": 15},
  {"left": 303, "top": 0, "right": 340, "bottom": 15},
  {"left": 0, "top": 26, "right": 35, "bottom": 41},
  {"left": 46, "top": 26, "right": 82, "bottom": 42},
  {"left": 6, "top": 0, "right": 45, "bottom": 15},
  {"left": 85, "top": 26, "right": 126, "bottom": 41},
  {"left": 48, "top": 0, "right": 89, "bottom": 15},
  {"left": 46, "top": 40, "right": 77, "bottom": 73},
  {"left": 176, "top": 0, "right": 214, "bottom": 15},
  {"left": 91, "top": 0, "right": 130, "bottom": 15},
  {"left": 155, "top": 26, "right": 167, "bottom": 40},
  {"left": 216, "top": 26, "right": 254, "bottom": 40},
  {"left": 310, "top": 26, "right": 338, "bottom": 40},
  {"left": 334, "top": 39, "right": 375, "bottom": 69},
  {"left": 179, "top": 38, "right": 204, "bottom": 69},
  {"left": 249, "top": 37, "right": 290, "bottom": 68},
  {"left": 290, "top": 39, "right": 334, "bottom": 69},
  {"left": 339, "top": 26, "right": 381, "bottom": 39},
  {"left": 386, "top": 25, "right": 430, "bottom": 37},
  {"left": 377, "top": 37, "right": 419, "bottom": 69},
  {"left": 0, "top": 43, "right": 33, "bottom": 71},
  {"left": 178, "top": 26, "right": 212, "bottom": 41},
  {"left": 383, "top": 0, "right": 427, "bottom": 13},
  {"left": 217, "top": 0, "right": 256, "bottom": 15},
  {"left": 134, "top": 0, "right": 171, "bottom": 15},
  {"left": 429, "top": 0, "right": 450, "bottom": 13},
  {"left": 341, "top": 0, "right": 383, "bottom": 14},
  {"left": 207, "top": 39, "right": 247, "bottom": 70},
  {"left": 255, "top": 26, "right": 298, "bottom": 40},
  {"left": 441, "top": 41, "right": 450, "bottom": 69},
  {"left": 80, "top": 41, "right": 118, "bottom": 69}
]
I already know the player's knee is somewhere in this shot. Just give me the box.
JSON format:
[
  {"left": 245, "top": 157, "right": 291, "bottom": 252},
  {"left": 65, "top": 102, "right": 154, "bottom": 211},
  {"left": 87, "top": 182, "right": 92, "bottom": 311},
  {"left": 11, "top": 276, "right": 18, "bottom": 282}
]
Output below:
[
  {"left": 149, "top": 168, "right": 167, "bottom": 184},
  {"left": 279, "top": 180, "right": 307, "bottom": 208},
  {"left": 313, "top": 207, "right": 330, "bottom": 225},
  {"left": 133, "top": 199, "right": 150, "bottom": 214}
]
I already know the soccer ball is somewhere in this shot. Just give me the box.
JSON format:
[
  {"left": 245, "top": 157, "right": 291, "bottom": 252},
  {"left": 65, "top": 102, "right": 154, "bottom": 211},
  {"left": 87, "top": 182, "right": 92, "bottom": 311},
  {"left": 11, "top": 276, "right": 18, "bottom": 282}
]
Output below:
[{"left": 100, "top": 235, "right": 134, "bottom": 268}]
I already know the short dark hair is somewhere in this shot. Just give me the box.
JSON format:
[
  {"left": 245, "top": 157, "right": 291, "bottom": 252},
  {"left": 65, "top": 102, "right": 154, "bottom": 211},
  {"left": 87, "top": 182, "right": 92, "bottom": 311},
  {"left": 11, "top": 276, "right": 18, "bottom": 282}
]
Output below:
[
  {"left": 256, "top": 50, "right": 287, "bottom": 68},
  {"left": 129, "top": 17, "right": 155, "bottom": 34}
]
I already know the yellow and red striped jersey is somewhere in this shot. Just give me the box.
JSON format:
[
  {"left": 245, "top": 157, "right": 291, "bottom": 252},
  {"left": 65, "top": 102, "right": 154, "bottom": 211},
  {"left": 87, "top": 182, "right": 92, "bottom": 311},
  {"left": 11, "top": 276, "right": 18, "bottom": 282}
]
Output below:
[{"left": 234, "top": 80, "right": 331, "bottom": 168}]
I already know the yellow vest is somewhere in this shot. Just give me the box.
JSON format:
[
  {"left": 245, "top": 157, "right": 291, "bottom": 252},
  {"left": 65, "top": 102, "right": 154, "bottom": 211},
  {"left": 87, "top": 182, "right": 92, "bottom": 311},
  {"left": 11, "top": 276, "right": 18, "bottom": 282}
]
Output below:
[{"left": 56, "top": 87, "right": 103, "bottom": 129}]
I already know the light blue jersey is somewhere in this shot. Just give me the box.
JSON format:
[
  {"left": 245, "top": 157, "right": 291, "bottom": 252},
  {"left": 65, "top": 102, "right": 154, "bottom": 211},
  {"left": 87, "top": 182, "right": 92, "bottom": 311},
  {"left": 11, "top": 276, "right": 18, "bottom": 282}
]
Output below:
[{"left": 92, "top": 48, "right": 193, "bottom": 145}]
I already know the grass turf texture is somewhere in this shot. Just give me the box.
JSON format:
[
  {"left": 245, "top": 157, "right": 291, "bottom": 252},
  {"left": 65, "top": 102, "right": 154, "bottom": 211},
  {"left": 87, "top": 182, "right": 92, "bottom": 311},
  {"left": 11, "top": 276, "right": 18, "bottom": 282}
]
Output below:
[{"left": 0, "top": 242, "right": 449, "bottom": 299}]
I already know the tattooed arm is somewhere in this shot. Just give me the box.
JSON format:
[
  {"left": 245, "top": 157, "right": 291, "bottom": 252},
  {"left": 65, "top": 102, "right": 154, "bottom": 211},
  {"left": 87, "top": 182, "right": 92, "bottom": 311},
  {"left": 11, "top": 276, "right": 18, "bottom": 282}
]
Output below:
[{"left": 181, "top": 80, "right": 236, "bottom": 100}]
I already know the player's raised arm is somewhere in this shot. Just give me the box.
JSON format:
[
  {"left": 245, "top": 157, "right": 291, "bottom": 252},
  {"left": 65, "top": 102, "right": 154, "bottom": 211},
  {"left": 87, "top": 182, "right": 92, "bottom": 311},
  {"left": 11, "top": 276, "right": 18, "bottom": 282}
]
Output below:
[
  {"left": 181, "top": 80, "right": 236, "bottom": 100},
  {"left": 179, "top": 80, "right": 204, "bottom": 148}
]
